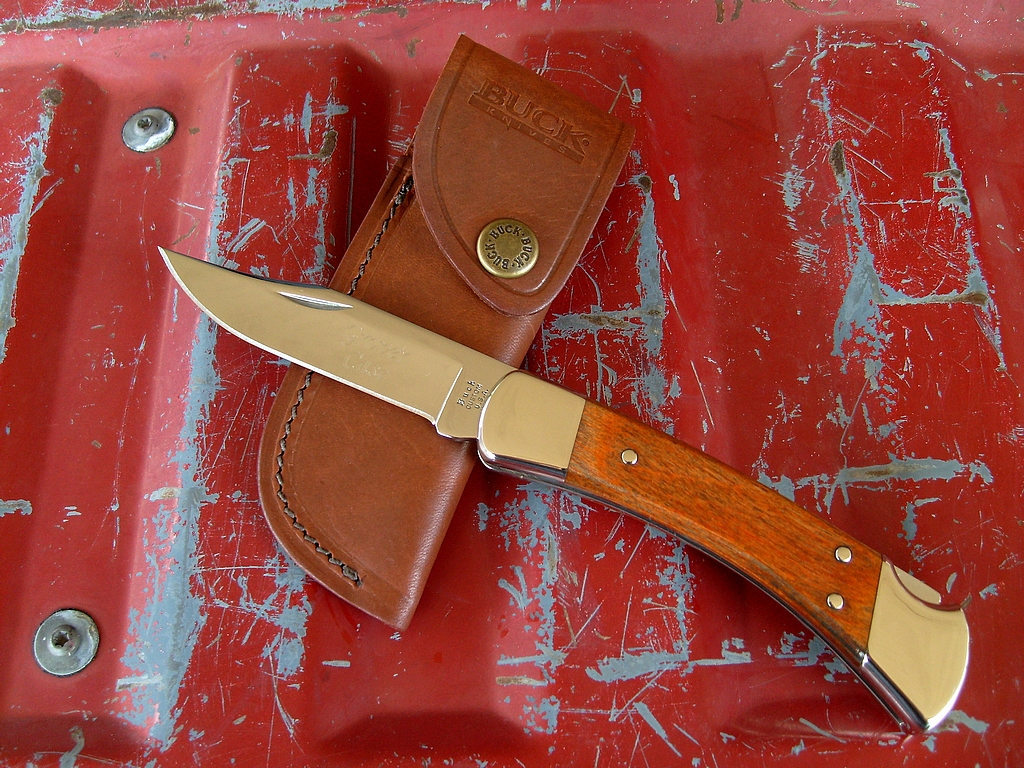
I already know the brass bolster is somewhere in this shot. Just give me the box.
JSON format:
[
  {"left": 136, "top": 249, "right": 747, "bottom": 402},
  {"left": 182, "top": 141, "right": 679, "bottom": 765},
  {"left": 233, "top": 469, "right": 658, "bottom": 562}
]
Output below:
[
  {"left": 477, "top": 371, "right": 586, "bottom": 482},
  {"left": 863, "top": 561, "right": 970, "bottom": 731}
]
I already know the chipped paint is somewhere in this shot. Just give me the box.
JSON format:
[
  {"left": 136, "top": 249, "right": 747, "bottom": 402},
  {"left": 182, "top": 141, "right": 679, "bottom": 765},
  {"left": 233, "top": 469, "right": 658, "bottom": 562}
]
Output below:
[
  {"left": 209, "top": 80, "right": 349, "bottom": 285},
  {"left": 498, "top": 565, "right": 531, "bottom": 611},
  {"left": 922, "top": 710, "right": 990, "bottom": 751},
  {"left": 828, "top": 138, "right": 889, "bottom": 372},
  {"left": 763, "top": 27, "right": 1013, "bottom": 542},
  {"left": 217, "top": 549, "right": 312, "bottom": 678},
  {"left": 290, "top": 128, "right": 339, "bottom": 161},
  {"left": 628, "top": 172, "right": 673, "bottom": 425},
  {"left": 0, "top": 498, "right": 31, "bottom": 516},
  {"left": 250, "top": 0, "right": 374, "bottom": 14},
  {"left": 901, "top": 497, "right": 940, "bottom": 541},
  {"left": 0, "top": 92, "right": 56, "bottom": 363},
  {"left": 114, "top": 91, "right": 267, "bottom": 743},
  {"left": 57, "top": 726, "right": 85, "bottom": 768},
  {"left": 541, "top": 169, "right": 676, "bottom": 427},
  {"left": 817, "top": 49, "right": 1005, "bottom": 371},
  {"left": 486, "top": 483, "right": 655, "bottom": 737},
  {"left": 114, "top": 69, "right": 323, "bottom": 743},
  {"left": 487, "top": 489, "right": 712, "bottom": 737},
  {"left": 522, "top": 695, "right": 560, "bottom": 734},
  {"left": 768, "top": 631, "right": 850, "bottom": 682},
  {"left": 475, "top": 501, "right": 490, "bottom": 530},
  {"left": 780, "top": 165, "right": 812, "bottom": 216},
  {"left": 764, "top": 456, "right": 992, "bottom": 512},
  {"left": 0, "top": 4, "right": 224, "bottom": 33},
  {"left": 118, "top": 316, "right": 218, "bottom": 746},
  {"left": 493, "top": 483, "right": 562, "bottom": 681},
  {"left": 651, "top": 532, "right": 694, "bottom": 645},
  {"left": 800, "top": 717, "right": 846, "bottom": 743},
  {"left": 668, "top": 174, "right": 680, "bottom": 200},
  {"left": 205, "top": 157, "right": 245, "bottom": 270},
  {"left": 836, "top": 457, "right": 992, "bottom": 485},
  {"left": 299, "top": 91, "right": 348, "bottom": 144},
  {"left": 979, "top": 583, "right": 999, "bottom": 599},
  {"left": 226, "top": 217, "right": 269, "bottom": 253},
  {"left": 939, "top": 710, "right": 989, "bottom": 734},
  {"left": 586, "top": 649, "right": 691, "bottom": 682},
  {"left": 147, "top": 486, "right": 181, "bottom": 501},
  {"left": 633, "top": 702, "right": 680, "bottom": 757},
  {"left": 587, "top": 637, "right": 751, "bottom": 683}
]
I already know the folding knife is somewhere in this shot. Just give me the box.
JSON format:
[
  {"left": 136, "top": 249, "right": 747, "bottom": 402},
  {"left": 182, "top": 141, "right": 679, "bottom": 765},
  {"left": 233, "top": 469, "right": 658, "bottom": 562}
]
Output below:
[{"left": 160, "top": 247, "right": 969, "bottom": 731}]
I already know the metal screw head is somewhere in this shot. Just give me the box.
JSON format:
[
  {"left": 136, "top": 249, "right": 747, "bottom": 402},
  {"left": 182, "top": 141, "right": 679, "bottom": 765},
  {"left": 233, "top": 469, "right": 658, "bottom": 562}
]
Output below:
[
  {"left": 621, "top": 448, "right": 639, "bottom": 465},
  {"left": 34, "top": 609, "right": 99, "bottom": 676},
  {"left": 835, "top": 545, "right": 853, "bottom": 564},
  {"left": 826, "top": 593, "right": 846, "bottom": 611},
  {"left": 122, "top": 107, "right": 176, "bottom": 153}
]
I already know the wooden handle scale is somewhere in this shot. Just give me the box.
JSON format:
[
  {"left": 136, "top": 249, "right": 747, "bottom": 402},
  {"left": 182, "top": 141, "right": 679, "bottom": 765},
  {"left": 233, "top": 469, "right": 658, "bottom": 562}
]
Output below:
[{"left": 477, "top": 372, "right": 969, "bottom": 731}]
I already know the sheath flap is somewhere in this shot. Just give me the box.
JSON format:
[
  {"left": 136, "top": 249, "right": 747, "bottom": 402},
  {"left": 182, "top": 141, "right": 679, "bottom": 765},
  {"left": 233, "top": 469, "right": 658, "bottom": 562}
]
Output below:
[{"left": 413, "top": 36, "right": 635, "bottom": 316}]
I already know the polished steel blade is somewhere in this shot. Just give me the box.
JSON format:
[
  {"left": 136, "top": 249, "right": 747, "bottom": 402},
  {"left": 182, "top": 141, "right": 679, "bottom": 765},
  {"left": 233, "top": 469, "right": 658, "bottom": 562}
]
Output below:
[{"left": 160, "top": 248, "right": 514, "bottom": 439}]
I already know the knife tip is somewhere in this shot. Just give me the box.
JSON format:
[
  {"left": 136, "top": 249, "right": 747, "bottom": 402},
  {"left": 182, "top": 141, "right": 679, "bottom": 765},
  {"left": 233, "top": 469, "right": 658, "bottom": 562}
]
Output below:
[
  {"left": 158, "top": 247, "right": 195, "bottom": 284},
  {"left": 157, "top": 245, "right": 176, "bottom": 271},
  {"left": 158, "top": 247, "right": 196, "bottom": 296}
]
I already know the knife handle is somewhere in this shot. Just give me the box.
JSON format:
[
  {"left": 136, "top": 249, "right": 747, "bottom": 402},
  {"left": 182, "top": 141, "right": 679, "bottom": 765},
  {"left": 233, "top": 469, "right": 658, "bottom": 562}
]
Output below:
[{"left": 477, "top": 372, "right": 969, "bottom": 731}]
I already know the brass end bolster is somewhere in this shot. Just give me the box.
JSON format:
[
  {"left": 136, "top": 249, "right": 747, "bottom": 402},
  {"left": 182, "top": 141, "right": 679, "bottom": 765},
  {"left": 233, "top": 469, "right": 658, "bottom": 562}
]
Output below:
[{"left": 863, "top": 561, "right": 970, "bottom": 731}]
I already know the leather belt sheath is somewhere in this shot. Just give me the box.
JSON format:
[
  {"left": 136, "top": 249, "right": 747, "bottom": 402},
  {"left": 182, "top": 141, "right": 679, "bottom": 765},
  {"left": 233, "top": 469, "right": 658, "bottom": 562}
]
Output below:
[{"left": 257, "top": 36, "right": 634, "bottom": 629}]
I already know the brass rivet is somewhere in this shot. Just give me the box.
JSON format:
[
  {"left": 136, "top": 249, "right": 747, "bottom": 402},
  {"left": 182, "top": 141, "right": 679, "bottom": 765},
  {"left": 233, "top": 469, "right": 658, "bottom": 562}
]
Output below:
[
  {"left": 827, "top": 593, "right": 845, "bottom": 610},
  {"left": 835, "top": 545, "right": 853, "bottom": 564},
  {"left": 476, "top": 218, "right": 538, "bottom": 279},
  {"left": 621, "top": 449, "right": 639, "bottom": 465}
]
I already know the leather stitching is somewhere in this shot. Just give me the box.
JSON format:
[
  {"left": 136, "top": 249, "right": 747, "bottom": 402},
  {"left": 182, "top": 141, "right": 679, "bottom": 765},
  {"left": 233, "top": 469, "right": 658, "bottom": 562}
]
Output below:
[
  {"left": 273, "top": 370, "right": 361, "bottom": 585},
  {"left": 273, "top": 173, "right": 414, "bottom": 587},
  {"left": 349, "top": 174, "right": 414, "bottom": 294}
]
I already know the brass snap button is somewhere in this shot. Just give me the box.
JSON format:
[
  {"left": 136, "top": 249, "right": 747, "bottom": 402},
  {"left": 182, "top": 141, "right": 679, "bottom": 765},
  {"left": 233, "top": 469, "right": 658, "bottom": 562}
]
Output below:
[{"left": 476, "top": 219, "right": 538, "bottom": 279}]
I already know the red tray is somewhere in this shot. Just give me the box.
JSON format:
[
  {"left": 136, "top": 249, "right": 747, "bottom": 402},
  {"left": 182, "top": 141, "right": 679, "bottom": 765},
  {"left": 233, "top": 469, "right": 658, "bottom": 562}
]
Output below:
[{"left": 0, "top": 2, "right": 1019, "bottom": 766}]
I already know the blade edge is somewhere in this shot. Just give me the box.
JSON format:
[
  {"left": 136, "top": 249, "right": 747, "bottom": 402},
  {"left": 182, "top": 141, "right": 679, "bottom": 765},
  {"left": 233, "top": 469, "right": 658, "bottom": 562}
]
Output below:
[{"left": 160, "top": 248, "right": 513, "bottom": 439}]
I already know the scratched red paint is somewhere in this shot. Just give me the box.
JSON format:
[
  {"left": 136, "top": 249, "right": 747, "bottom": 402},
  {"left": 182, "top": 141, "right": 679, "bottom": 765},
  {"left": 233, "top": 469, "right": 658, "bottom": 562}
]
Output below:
[{"left": 0, "top": 3, "right": 1021, "bottom": 767}]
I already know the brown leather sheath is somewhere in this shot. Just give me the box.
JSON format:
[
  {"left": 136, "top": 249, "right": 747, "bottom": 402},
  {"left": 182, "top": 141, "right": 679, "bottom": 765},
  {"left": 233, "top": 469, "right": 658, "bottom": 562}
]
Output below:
[{"left": 257, "top": 36, "right": 634, "bottom": 629}]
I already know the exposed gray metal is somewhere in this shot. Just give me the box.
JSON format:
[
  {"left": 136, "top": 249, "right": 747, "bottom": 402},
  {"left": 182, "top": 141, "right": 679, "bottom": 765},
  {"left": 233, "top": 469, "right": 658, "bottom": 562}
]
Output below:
[
  {"left": 33, "top": 609, "right": 99, "bottom": 676},
  {"left": 122, "top": 107, "right": 176, "bottom": 152}
]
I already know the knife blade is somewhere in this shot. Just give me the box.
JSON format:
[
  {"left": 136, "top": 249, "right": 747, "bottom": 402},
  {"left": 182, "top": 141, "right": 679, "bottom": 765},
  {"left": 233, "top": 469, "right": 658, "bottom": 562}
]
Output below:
[{"left": 160, "top": 247, "right": 968, "bottom": 731}]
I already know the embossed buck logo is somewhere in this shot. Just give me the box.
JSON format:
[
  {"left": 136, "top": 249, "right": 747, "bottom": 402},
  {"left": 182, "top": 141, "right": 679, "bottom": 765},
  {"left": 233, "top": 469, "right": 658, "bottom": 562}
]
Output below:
[{"left": 469, "top": 78, "right": 591, "bottom": 164}]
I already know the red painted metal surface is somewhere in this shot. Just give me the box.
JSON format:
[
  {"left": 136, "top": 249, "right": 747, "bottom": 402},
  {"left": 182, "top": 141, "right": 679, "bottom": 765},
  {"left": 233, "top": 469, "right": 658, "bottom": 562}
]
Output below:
[{"left": 0, "top": 3, "right": 1020, "bottom": 766}]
